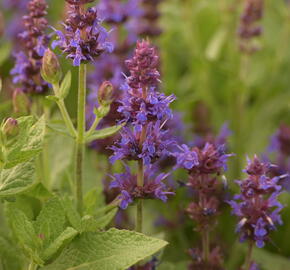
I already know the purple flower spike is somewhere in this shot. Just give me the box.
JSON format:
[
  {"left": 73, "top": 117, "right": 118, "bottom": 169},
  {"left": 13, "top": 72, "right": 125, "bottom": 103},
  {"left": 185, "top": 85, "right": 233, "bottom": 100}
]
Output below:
[
  {"left": 229, "top": 156, "right": 284, "bottom": 248},
  {"left": 11, "top": 0, "right": 50, "bottom": 94},
  {"left": 111, "top": 166, "right": 174, "bottom": 209},
  {"left": 52, "top": 1, "right": 113, "bottom": 66}
]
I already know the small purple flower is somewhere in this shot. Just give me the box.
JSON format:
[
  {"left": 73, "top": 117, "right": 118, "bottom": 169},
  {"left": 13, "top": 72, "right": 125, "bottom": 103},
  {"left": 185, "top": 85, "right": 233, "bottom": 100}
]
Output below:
[
  {"left": 118, "top": 87, "right": 175, "bottom": 131},
  {"left": 52, "top": 1, "right": 113, "bottom": 66},
  {"left": 110, "top": 121, "right": 175, "bottom": 165},
  {"left": 175, "top": 143, "right": 233, "bottom": 175},
  {"left": 110, "top": 166, "right": 174, "bottom": 209},
  {"left": 229, "top": 156, "right": 284, "bottom": 248}
]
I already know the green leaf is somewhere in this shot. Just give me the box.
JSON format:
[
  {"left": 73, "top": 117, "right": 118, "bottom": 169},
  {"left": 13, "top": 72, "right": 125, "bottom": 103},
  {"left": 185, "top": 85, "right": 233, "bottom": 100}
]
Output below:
[
  {"left": 0, "top": 234, "right": 24, "bottom": 269},
  {"left": 6, "top": 206, "right": 43, "bottom": 265},
  {"left": 58, "top": 71, "right": 71, "bottom": 99},
  {"left": 205, "top": 26, "right": 227, "bottom": 61},
  {"left": 41, "top": 228, "right": 168, "bottom": 270},
  {"left": 80, "top": 207, "right": 117, "bottom": 232},
  {"left": 61, "top": 196, "right": 82, "bottom": 231},
  {"left": 25, "top": 182, "right": 53, "bottom": 200},
  {"left": 86, "top": 124, "right": 123, "bottom": 143},
  {"left": 41, "top": 227, "right": 78, "bottom": 261},
  {"left": 84, "top": 188, "right": 105, "bottom": 215},
  {"left": 5, "top": 116, "right": 46, "bottom": 168},
  {"left": 34, "top": 197, "right": 66, "bottom": 249},
  {"left": 0, "top": 159, "right": 35, "bottom": 197},
  {"left": 47, "top": 122, "right": 72, "bottom": 137}
]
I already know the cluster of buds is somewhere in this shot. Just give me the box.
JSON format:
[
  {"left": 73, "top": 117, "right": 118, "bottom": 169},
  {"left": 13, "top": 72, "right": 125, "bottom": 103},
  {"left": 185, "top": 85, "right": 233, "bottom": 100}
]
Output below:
[
  {"left": 52, "top": 0, "right": 113, "bottom": 66},
  {"left": 229, "top": 156, "right": 285, "bottom": 248},
  {"left": 11, "top": 0, "right": 50, "bottom": 94},
  {"left": 238, "top": 0, "right": 264, "bottom": 54}
]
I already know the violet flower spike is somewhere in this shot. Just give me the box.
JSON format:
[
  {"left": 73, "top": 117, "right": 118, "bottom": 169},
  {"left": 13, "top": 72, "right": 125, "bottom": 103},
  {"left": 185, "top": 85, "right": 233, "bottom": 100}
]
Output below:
[
  {"left": 52, "top": 1, "right": 113, "bottom": 66},
  {"left": 229, "top": 156, "right": 285, "bottom": 248}
]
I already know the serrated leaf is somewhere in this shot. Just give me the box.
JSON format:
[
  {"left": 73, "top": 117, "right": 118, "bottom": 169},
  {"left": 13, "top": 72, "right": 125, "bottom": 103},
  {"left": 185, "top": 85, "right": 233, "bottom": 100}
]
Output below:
[
  {"left": 5, "top": 116, "right": 46, "bottom": 168},
  {"left": 61, "top": 197, "right": 82, "bottom": 231},
  {"left": 41, "top": 227, "right": 78, "bottom": 261},
  {"left": 34, "top": 197, "right": 66, "bottom": 249},
  {"left": 0, "top": 159, "right": 35, "bottom": 197},
  {"left": 84, "top": 188, "right": 105, "bottom": 215},
  {"left": 80, "top": 208, "right": 117, "bottom": 232},
  {"left": 41, "top": 228, "right": 168, "bottom": 270},
  {"left": 0, "top": 235, "right": 24, "bottom": 269},
  {"left": 58, "top": 71, "right": 71, "bottom": 99},
  {"left": 6, "top": 206, "right": 43, "bottom": 265},
  {"left": 86, "top": 124, "right": 123, "bottom": 143},
  {"left": 25, "top": 182, "right": 53, "bottom": 200}
]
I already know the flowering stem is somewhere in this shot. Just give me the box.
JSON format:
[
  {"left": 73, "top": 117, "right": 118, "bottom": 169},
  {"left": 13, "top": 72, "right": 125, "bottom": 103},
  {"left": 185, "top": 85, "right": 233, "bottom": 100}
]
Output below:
[
  {"left": 75, "top": 63, "right": 87, "bottom": 215},
  {"left": 136, "top": 159, "right": 144, "bottom": 232},
  {"left": 86, "top": 116, "right": 101, "bottom": 137},
  {"left": 202, "top": 230, "right": 210, "bottom": 263},
  {"left": 244, "top": 241, "right": 254, "bottom": 270}
]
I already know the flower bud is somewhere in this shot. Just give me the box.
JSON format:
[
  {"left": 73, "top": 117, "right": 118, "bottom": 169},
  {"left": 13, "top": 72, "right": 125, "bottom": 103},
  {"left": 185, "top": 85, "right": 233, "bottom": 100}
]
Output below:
[
  {"left": 98, "top": 81, "right": 114, "bottom": 106},
  {"left": 13, "top": 88, "right": 30, "bottom": 115},
  {"left": 2, "top": 118, "right": 19, "bottom": 138},
  {"left": 41, "top": 48, "right": 62, "bottom": 84}
]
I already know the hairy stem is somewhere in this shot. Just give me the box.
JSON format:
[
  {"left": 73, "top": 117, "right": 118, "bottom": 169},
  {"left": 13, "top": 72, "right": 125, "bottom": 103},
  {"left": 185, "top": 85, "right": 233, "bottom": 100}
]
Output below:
[
  {"left": 244, "top": 241, "right": 254, "bottom": 270},
  {"left": 75, "top": 63, "right": 87, "bottom": 215},
  {"left": 136, "top": 159, "right": 144, "bottom": 232},
  {"left": 202, "top": 229, "right": 210, "bottom": 262}
]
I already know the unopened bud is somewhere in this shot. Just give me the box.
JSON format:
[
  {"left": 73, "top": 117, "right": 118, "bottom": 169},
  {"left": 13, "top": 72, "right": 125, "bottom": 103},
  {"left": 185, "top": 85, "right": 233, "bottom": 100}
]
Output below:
[
  {"left": 2, "top": 118, "right": 19, "bottom": 138},
  {"left": 98, "top": 81, "right": 114, "bottom": 106},
  {"left": 13, "top": 88, "right": 30, "bottom": 115},
  {"left": 41, "top": 49, "right": 62, "bottom": 84}
]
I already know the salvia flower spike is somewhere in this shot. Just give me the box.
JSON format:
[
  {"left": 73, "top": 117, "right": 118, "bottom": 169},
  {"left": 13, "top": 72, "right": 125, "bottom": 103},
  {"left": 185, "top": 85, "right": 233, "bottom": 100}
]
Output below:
[
  {"left": 229, "top": 155, "right": 285, "bottom": 248},
  {"left": 52, "top": 0, "right": 113, "bottom": 66}
]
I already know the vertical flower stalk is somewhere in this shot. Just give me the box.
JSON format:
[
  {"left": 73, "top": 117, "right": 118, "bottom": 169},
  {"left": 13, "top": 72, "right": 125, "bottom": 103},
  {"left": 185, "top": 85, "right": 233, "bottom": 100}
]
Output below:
[
  {"left": 229, "top": 156, "right": 285, "bottom": 270},
  {"left": 52, "top": 0, "right": 113, "bottom": 214},
  {"left": 110, "top": 40, "right": 175, "bottom": 234},
  {"left": 11, "top": 0, "right": 50, "bottom": 94},
  {"left": 174, "top": 143, "right": 232, "bottom": 268}
]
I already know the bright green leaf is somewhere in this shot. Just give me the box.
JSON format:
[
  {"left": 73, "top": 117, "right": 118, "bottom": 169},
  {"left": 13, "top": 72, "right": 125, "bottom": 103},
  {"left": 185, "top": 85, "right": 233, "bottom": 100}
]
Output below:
[
  {"left": 6, "top": 206, "right": 43, "bottom": 265},
  {"left": 41, "top": 228, "right": 168, "bottom": 270},
  {"left": 0, "top": 159, "right": 35, "bottom": 197},
  {"left": 86, "top": 124, "right": 123, "bottom": 143},
  {"left": 61, "top": 196, "right": 82, "bottom": 231},
  {"left": 41, "top": 227, "right": 78, "bottom": 261},
  {"left": 58, "top": 71, "right": 71, "bottom": 99},
  {"left": 5, "top": 116, "right": 46, "bottom": 168},
  {"left": 0, "top": 42, "right": 11, "bottom": 66},
  {"left": 80, "top": 207, "right": 117, "bottom": 232},
  {"left": 34, "top": 197, "right": 66, "bottom": 249},
  {"left": 46, "top": 95, "right": 60, "bottom": 102}
]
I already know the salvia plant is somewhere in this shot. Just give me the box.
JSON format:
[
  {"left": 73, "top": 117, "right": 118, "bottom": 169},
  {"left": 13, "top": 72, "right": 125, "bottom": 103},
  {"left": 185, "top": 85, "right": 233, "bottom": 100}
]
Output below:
[{"left": 1, "top": 0, "right": 290, "bottom": 270}]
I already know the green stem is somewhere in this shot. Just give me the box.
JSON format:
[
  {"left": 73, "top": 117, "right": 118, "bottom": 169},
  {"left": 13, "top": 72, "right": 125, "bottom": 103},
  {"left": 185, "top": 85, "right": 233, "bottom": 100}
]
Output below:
[
  {"left": 202, "top": 229, "right": 210, "bottom": 262},
  {"left": 136, "top": 160, "right": 144, "bottom": 233},
  {"left": 75, "top": 63, "right": 87, "bottom": 215},
  {"left": 244, "top": 241, "right": 254, "bottom": 270},
  {"left": 28, "top": 261, "right": 37, "bottom": 270},
  {"left": 86, "top": 115, "right": 101, "bottom": 137},
  {"left": 52, "top": 83, "right": 76, "bottom": 137}
]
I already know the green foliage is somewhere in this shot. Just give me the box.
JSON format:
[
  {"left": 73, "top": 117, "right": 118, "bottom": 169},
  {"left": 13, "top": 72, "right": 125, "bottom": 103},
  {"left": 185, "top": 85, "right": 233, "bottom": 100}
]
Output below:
[
  {"left": 0, "top": 159, "right": 36, "bottom": 197},
  {"left": 3, "top": 116, "right": 45, "bottom": 169},
  {"left": 85, "top": 124, "right": 124, "bottom": 143},
  {"left": 41, "top": 228, "right": 168, "bottom": 270}
]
